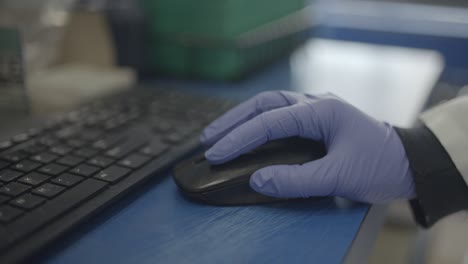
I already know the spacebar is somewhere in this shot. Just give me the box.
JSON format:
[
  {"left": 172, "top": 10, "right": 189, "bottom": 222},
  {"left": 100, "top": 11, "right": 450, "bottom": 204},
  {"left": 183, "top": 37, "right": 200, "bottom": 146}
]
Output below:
[{"left": 0, "top": 179, "right": 109, "bottom": 251}]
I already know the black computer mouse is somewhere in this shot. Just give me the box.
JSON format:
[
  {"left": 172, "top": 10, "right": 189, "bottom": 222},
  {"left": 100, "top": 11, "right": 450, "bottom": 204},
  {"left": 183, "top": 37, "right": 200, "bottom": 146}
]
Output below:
[{"left": 172, "top": 137, "right": 327, "bottom": 205}]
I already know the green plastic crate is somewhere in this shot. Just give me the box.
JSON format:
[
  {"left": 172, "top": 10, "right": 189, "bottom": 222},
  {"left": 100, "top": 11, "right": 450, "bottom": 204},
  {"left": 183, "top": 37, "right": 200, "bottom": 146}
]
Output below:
[
  {"left": 148, "top": 32, "right": 305, "bottom": 80},
  {"left": 140, "top": 2, "right": 311, "bottom": 80},
  {"left": 141, "top": 0, "right": 305, "bottom": 38}
]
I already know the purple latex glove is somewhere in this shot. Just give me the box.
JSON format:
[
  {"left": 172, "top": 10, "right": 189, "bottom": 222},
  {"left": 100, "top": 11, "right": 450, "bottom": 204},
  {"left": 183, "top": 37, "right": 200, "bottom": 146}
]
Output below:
[{"left": 200, "top": 91, "right": 416, "bottom": 203}]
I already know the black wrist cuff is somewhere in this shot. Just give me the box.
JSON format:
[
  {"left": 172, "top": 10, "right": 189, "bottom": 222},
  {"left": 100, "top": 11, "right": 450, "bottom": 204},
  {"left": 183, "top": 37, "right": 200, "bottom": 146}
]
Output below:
[{"left": 395, "top": 123, "right": 468, "bottom": 227}]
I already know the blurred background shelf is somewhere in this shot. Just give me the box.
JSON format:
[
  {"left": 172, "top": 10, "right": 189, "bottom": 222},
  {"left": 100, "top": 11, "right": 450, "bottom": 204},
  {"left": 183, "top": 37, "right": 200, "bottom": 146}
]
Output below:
[{"left": 312, "top": 0, "right": 468, "bottom": 70}]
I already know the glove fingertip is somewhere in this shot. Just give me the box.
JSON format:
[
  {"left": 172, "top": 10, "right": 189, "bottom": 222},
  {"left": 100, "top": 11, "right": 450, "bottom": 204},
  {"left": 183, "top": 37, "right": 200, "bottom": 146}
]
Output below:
[
  {"left": 249, "top": 169, "right": 281, "bottom": 197},
  {"left": 249, "top": 171, "right": 265, "bottom": 193},
  {"left": 200, "top": 124, "right": 219, "bottom": 143},
  {"left": 204, "top": 149, "right": 224, "bottom": 165},
  {"left": 200, "top": 132, "right": 209, "bottom": 145}
]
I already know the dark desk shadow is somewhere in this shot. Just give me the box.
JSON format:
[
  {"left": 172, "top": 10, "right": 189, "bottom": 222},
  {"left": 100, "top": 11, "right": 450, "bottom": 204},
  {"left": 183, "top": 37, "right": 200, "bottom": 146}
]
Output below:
[{"left": 177, "top": 188, "right": 368, "bottom": 215}]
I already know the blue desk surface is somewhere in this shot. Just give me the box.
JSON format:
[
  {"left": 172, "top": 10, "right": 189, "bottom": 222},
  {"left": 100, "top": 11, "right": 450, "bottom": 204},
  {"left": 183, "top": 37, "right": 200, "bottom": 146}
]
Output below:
[
  {"left": 41, "top": 60, "right": 374, "bottom": 264},
  {"left": 45, "top": 178, "right": 369, "bottom": 264}
]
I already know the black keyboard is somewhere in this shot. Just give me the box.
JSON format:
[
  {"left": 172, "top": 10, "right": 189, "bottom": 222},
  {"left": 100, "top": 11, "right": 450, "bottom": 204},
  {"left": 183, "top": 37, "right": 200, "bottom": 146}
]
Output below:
[{"left": 0, "top": 88, "right": 234, "bottom": 264}]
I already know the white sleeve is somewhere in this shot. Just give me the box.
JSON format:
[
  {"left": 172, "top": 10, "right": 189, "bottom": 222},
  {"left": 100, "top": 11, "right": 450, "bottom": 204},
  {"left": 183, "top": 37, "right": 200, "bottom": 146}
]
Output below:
[{"left": 420, "top": 95, "right": 468, "bottom": 184}]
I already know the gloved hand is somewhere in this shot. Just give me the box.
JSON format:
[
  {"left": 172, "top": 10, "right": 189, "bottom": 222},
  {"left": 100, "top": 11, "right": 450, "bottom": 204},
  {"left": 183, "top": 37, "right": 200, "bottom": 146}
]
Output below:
[{"left": 200, "top": 91, "right": 416, "bottom": 203}]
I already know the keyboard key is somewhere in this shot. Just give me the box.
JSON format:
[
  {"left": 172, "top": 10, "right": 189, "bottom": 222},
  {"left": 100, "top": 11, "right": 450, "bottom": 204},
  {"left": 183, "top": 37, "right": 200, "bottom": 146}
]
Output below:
[
  {"left": 103, "top": 119, "right": 121, "bottom": 130},
  {"left": 114, "top": 114, "right": 130, "bottom": 125},
  {"left": 152, "top": 119, "right": 174, "bottom": 132},
  {"left": 0, "top": 170, "right": 23, "bottom": 183},
  {"left": 0, "top": 205, "right": 23, "bottom": 223},
  {"left": 18, "top": 172, "right": 50, "bottom": 186},
  {"left": 81, "top": 129, "right": 103, "bottom": 141},
  {"left": 118, "top": 154, "right": 150, "bottom": 169},
  {"left": 70, "top": 164, "right": 100, "bottom": 177},
  {"left": 12, "top": 133, "right": 29, "bottom": 143},
  {"left": 38, "top": 163, "right": 68, "bottom": 176},
  {"left": 105, "top": 139, "right": 146, "bottom": 159},
  {"left": 164, "top": 132, "right": 185, "bottom": 144},
  {"left": 31, "top": 152, "right": 59, "bottom": 164},
  {"left": 0, "top": 160, "right": 10, "bottom": 170},
  {"left": 0, "top": 140, "right": 13, "bottom": 150},
  {"left": 50, "top": 145, "right": 73, "bottom": 156},
  {"left": 27, "top": 128, "right": 42, "bottom": 137},
  {"left": 31, "top": 152, "right": 59, "bottom": 163},
  {"left": 84, "top": 116, "right": 100, "bottom": 126},
  {"left": 73, "top": 148, "right": 99, "bottom": 158},
  {"left": 0, "top": 151, "right": 28, "bottom": 162},
  {"left": 0, "top": 182, "right": 30, "bottom": 197},
  {"left": 105, "top": 147, "right": 124, "bottom": 159},
  {"left": 87, "top": 156, "right": 115, "bottom": 168},
  {"left": 56, "top": 155, "right": 84, "bottom": 167},
  {"left": 37, "top": 136, "right": 58, "bottom": 147},
  {"left": 66, "top": 139, "right": 86, "bottom": 148},
  {"left": 44, "top": 118, "right": 64, "bottom": 130},
  {"left": 0, "top": 195, "right": 9, "bottom": 204},
  {"left": 0, "top": 160, "right": 9, "bottom": 170},
  {"left": 65, "top": 110, "right": 84, "bottom": 122},
  {"left": 175, "top": 123, "right": 200, "bottom": 137},
  {"left": 52, "top": 173, "right": 83, "bottom": 187},
  {"left": 94, "top": 165, "right": 131, "bottom": 183},
  {"left": 12, "top": 160, "right": 41, "bottom": 173},
  {"left": 10, "top": 194, "right": 45, "bottom": 210},
  {"left": 22, "top": 143, "right": 47, "bottom": 154},
  {"left": 140, "top": 140, "right": 169, "bottom": 157},
  {"left": 92, "top": 134, "right": 124, "bottom": 150},
  {"left": 55, "top": 126, "right": 80, "bottom": 139},
  {"left": 32, "top": 183, "right": 65, "bottom": 198}
]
